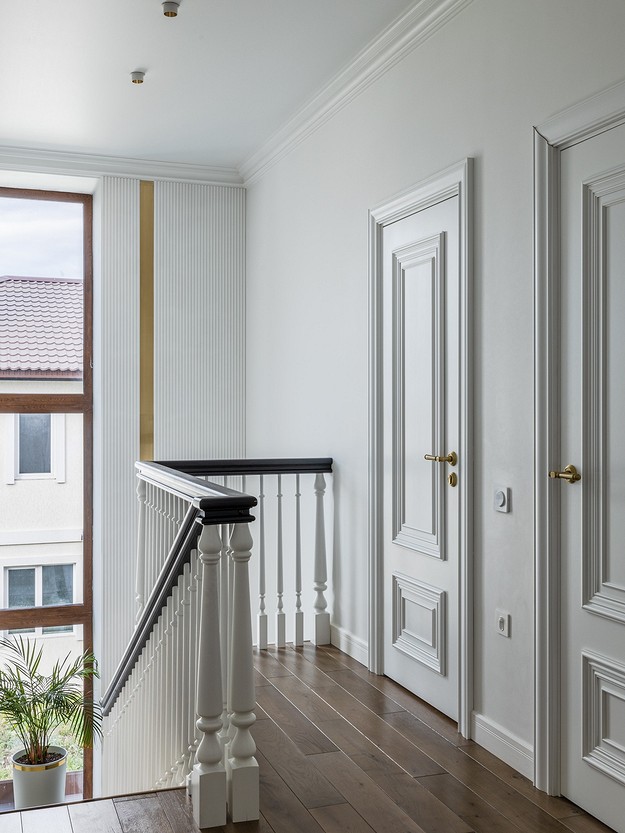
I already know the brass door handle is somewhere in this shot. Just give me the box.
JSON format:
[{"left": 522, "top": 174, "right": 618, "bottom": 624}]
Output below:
[
  {"left": 548, "top": 464, "right": 581, "bottom": 484},
  {"left": 424, "top": 451, "right": 457, "bottom": 466}
]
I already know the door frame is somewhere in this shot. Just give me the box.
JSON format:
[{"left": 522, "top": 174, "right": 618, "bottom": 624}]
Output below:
[
  {"left": 534, "top": 78, "right": 625, "bottom": 794},
  {"left": 368, "top": 158, "right": 473, "bottom": 737}
]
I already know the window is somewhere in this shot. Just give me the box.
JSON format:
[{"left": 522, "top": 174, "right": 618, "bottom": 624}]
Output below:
[
  {"left": 4, "top": 412, "right": 66, "bottom": 484},
  {"left": 6, "top": 564, "right": 74, "bottom": 635},
  {"left": 19, "top": 414, "right": 51, "bottom": 474},
  {"left": 0, "top": 185, "right": 93, "bottom": 797}
]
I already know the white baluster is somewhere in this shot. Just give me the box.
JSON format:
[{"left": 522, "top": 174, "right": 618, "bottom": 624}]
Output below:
[
  {"left": 257, "top": 475, "right": 267, "bottom": 649},
  {"left": 219, "top": 523, "right": 231, "bottom": 754},
  {"left": 176, "top": 564, "right": 191, "bottom": 784},
  {"left": 313, "top": 473, "right": 331, "bottom": 645},
  {"left": 186, "top": 549, "right": 201, "bottom": 790},
  {"left": 276, "top": 475, "right": 285, "bottom": 647},
  {"left": 147, "top": 486, "right": 156, "bottom": 599},
  {"left": 152, "top": 610, "right": 163, "bottom": 787},
  {"left": 157, "top": 598, "right": 171, "bottom": 787},
  {"left": 294, "top": 473, "right": 304, "bottom": 646},
  {"left": 135, "top": 478, "right": 147, "bottom": 623},
  {"left": 191, "top": 523, "right": 227, "bottom": 829},
  {"left": 227, "top": 522, "right": 259, "bottom": 822},
  {"left": 146, "top": 626, "right": 157, "bottom": 787},
  {"left": 166, "top": 586, "right": 178, "bottom": 786}
]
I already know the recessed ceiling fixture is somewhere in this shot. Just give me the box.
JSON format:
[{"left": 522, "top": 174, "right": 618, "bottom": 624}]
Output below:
[
  {"left": 162, "top": 2, "right": 179, "bottom": 16},
  {"left": 131, "top": 71, "right": 145, "bottom": 84}
]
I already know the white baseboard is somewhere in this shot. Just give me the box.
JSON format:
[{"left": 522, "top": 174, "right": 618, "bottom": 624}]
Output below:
[
  {"left": 330, "top": 624, "right": 368, "bottom": 667},
  {"left": 471, "top": 711, "right": 534, "bottom": 780}
]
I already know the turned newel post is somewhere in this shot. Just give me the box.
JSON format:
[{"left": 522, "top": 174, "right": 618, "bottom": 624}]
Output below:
[
  {"left": 191, "top": 522, "right": 226, "bottom": 829},
  {"left": 228, "top": 521, "right": 259, "bottom": 822},
  {"left": 135, "top": 477, "right": 147, "bottom": 623},
  {"left": 313, "top": 472, "right": 330, "bottom": 645}
]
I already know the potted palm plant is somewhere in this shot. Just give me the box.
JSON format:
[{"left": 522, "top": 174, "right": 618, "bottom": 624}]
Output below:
[{"left": 0, "top": 635, "right": 102, "bottom": 810}]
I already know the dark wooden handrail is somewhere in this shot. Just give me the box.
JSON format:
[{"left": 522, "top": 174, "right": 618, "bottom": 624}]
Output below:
[{"left": 155, "top": 457, "right": 334, "bottom": 477}]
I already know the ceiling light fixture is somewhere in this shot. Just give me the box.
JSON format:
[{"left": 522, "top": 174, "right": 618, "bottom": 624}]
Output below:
[
  {"left": 131, "top": 71, "right": 145, "bottom": 84},
  {"left": 162, "top": 2, "right": 179, "bottom": 16}
]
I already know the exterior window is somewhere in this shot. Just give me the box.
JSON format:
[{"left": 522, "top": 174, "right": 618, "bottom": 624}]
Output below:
[
  {"left": 19, "top": 414, "right": 51, "bottom": 474},
  {"left": 5, "top": 413, "right": 66, "bottom": 484},
  {"left": 42, "top": 564, "right": 73, "bottom": 633},
  {"left": 7, "top": 567, "right": 35, "bottom": 609},
  {"left": 6, "top": 564, "right": 74, "bottom": 635}
]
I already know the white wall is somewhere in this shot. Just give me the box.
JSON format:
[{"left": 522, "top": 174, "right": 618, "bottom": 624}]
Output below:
[
  {"left": 245, "top": 0, "right": 625, "bottom": 758},
  {"left": 153, "top": 181, "right": 246, "bottom": 460},
  {"left": 97, "top": 177, "right": 246, "bottom": 688},
  {"left": 97, "top": 176, "right": 140, "bottom": 689}
]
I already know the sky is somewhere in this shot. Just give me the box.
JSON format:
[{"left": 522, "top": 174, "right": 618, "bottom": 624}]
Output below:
[{"left": 0, "top": 197, "right": 83, "bottom": 279}]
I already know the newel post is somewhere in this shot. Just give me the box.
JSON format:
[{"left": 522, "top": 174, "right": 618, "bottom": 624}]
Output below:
[
  {"left": 135, "top": 477, "right": 147, "bottom": 623},
  {"left": 191, "top": 522, "right": 227, "bottom": 829},
  {"left": 313, "top": 473, "right": 330, "bottom": 645},
  {"left": 227, "top": 521, "right": 259, "bottom": 822}
]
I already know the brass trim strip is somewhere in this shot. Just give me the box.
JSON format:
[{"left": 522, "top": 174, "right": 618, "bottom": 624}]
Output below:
[
  {"left": 13, "top": 755, "right": 67, "bottom": 772},
  {"left": 140, "top": 180, "right": 155, "bottom": 461}
]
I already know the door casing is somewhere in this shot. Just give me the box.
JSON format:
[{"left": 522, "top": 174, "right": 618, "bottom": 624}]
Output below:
[
  {"left": 368, "top": 158, "right": 473, "bottom": 737},
  {"left": 534, "top": 78, "right": 625, "bottom": 794}
]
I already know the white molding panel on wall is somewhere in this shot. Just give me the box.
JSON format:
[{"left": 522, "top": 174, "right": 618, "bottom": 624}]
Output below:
[
  {"left": 153, "top": 182, "right": 246, "bottom": 461},
  {"left": 99, "top": 176, "right": 141, "bottom": 689}
]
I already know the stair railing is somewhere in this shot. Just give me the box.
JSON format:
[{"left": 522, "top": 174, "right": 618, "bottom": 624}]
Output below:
[{"left": 101, "top": 457, "right": 332, "bottom": 827}]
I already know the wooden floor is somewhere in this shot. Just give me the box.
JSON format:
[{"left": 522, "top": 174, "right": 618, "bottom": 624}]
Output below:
[{"left": 2, "top": 644, "right": 616, "bottom": 833}]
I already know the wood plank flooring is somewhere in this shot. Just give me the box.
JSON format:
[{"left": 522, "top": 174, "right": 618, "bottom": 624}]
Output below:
[{"left": 2, "top": 644, "right": 616, "bottom": 833}]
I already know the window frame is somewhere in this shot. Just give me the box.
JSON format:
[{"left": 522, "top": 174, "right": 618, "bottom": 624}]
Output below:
[
  {"left": 7, "top": 412, "right": 67, "bottom": 482},
  {"left": 0, "top": 186, "right": 93, "bottom": 797}
]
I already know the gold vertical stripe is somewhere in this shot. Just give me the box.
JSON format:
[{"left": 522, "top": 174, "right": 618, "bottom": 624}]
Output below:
[{"left": 140, "top": 180, "right": 154, "bottom": 460}]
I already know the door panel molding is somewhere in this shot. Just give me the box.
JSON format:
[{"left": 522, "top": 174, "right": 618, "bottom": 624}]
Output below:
[
  {"left": 583, "top": 651, "right": 625, "bottom": 786},
  {"left": 368, "top": 158, "right": 473, "bottom": 737},
  {"left": 392, "top": 572, "right": 446, "bottom": 674},
  {"left": 534, "top": 78, "right": 625, "bottom": 795},
  {"left": 392, "top": 234, "right": 445, "bottom": 558},
  {"left": 582, "top": 171, "right": 625, "bottom": 624}
]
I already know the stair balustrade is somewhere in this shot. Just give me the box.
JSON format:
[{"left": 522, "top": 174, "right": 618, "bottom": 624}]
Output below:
[{"left": 100, "top": 457, "right": 332, "bottom": 827}]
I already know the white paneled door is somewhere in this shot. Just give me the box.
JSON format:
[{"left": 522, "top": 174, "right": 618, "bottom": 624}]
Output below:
[
  {"left": 382, "top": 194, "right": 460, "bottom": 721},
  {"left": 558, "top": 123, "right": 625, "bottom": 831}
]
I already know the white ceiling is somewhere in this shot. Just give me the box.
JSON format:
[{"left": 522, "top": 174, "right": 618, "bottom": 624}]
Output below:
[{"left": 0, "top": 0, "right": 414, "bottom": 171}]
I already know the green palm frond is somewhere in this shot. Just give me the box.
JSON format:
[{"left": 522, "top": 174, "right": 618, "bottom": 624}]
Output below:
[{"left": 0, "top": 636, "right": 102, "bottom": 765}]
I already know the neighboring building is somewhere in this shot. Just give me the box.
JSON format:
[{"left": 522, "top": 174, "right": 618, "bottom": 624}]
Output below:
[{"left": 0, "top": 276, "right": 84, "bottom": 666}]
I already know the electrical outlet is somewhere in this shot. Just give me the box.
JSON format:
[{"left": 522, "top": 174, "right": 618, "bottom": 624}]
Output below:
[{"left": 496, "top": 609, "right": 511, "bottom": 637}]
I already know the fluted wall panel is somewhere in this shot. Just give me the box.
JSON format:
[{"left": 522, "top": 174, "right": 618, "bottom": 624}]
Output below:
[
  {"left": 153, "top": 182, "right": 246, "bottom": 459},
  {"left": 98, "top": 176, "right": 140, "bottom": 689}
]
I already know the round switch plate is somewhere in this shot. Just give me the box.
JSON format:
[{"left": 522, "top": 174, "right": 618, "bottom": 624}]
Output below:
[{"left": 494, "top": 485, "right": 511, "bottom": 513}]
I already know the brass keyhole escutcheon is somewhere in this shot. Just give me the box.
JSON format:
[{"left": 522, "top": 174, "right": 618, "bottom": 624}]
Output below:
[{"left": 448, "top": 472, "right": 458, "bottom": 487}]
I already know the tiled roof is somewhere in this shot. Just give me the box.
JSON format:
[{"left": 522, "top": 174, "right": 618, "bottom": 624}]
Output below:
[{"left": 0, "top": 276, "right": 83, "bottom": 378}]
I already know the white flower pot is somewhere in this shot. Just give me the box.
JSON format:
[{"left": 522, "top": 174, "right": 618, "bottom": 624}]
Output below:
[{"left": 12, "top": 745, "right": 67, "bottom": 810}]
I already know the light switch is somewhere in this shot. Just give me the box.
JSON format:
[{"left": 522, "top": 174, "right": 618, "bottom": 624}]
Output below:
[{"left": 494, "top": 485, "right": 511, "bottom": 513}]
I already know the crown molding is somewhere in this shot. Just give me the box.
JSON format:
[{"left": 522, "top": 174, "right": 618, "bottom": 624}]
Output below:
[
  {"left": 239, "top": 0, "right": 473, "bottom": 185},
  {"left": 0, "top": 145, "right": 244, "bottom": 187},
  {"left": 537, "top": 76, "right": 625, "bottom": 149}
]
